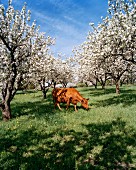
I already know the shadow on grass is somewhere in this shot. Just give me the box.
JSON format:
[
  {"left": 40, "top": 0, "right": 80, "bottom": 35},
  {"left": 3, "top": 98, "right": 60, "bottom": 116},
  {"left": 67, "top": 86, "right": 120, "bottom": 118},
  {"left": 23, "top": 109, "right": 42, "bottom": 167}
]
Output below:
[
  {"left": 0, "top": 118, "right": 136, "bottom": 169},
  {"left": 16, "top": 90, "right": 39, "bottom": 94},
  {"left": 95, "top": 93, "right": 136, "bottom": 107},
  {"left": 90, "top": 88, "right": 115, "bottom": 96},
  {"left": 11, "top": 92, "right": 57, "bottom": 118},
  {"left": 89, "top": 87, "right": 136, "bottom": 97}
]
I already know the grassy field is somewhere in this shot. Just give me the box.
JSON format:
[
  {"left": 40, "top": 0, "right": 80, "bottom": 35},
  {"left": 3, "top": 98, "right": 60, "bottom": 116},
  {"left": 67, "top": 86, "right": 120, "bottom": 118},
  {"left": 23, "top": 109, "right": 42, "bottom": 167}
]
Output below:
[{"left": 0, "top": 85, "right": 136, "bottom": 170}]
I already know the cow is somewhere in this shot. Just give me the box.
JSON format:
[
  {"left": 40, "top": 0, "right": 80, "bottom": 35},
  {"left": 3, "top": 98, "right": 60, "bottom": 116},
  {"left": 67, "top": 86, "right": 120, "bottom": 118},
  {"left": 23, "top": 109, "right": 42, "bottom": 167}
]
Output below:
[{"left": 52, "top": 88, "right": 89, "bottom": 112}]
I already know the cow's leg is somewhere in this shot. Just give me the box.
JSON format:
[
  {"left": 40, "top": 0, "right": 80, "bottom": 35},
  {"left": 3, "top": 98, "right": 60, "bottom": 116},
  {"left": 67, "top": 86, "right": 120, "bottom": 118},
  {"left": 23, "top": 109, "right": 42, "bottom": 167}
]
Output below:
[
  {"left": 54, "top": 102, "right": 57, "bottom": 108},
  {"left": 56, "top": 103, "right": 62, "bottom": 110},
  {"left": 74, "top": 104, "right": 78, "bottom": 112},
  {"left": 54, "top": 102, "right": 62, "bottom": 110},
  {"left": 66, "top": 98, "right": 71, "bottom": 110},
  {"left": 66, "top": 101, "right": 70, "bottom": 110}
]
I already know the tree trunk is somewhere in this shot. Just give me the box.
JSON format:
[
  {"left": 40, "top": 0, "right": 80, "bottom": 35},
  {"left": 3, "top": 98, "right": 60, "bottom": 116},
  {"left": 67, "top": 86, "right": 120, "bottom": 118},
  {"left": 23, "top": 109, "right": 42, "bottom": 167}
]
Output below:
[
  {"left": 102, "top": 84, "right": 105, "bottom": 90},
  {"left": 100, "top": 80, "right": 106, "bottom": 90},
  {"left": 85, "top": 82, "right": 88, "bottom": 87},
  {"left": 42, "top": 88, "right": 49, "bottom": 99},
  {"left": 0, "top": 102, "right": 11, "bottom": 121},
  {"left": 116, "top": 81, "right": 120, "bottom": 94},
  {"left": 94, "top": 84, "right": 97, "bottom": 89},
  {"left": 53, "top": 82, "right": 56, "bottom": 89},
  {"left": 94, "top": 79, "right": 98, "bottom": 89},
  {"left": 63, "top": 83, "right": 67, "bottom": 88},
  {"left": 42, "top": 90, "right": 47, "bottom": 99}
]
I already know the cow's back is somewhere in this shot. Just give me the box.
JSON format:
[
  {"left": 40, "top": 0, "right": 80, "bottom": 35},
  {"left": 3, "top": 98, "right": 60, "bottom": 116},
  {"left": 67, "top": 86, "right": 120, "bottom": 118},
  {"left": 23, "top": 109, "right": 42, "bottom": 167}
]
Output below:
[
  {"left": 52, "top": 88, "right": 68, "bottom": 102},
  {"left": 64, "top": 88, "right": 83, "bottom": 100}
]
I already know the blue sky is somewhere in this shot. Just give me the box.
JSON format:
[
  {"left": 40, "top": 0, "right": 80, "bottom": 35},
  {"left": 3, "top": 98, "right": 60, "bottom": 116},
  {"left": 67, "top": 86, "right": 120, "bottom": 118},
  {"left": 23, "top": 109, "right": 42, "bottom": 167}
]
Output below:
[{"left": 1, "top": 0, "right": 108, "bottom": 57}]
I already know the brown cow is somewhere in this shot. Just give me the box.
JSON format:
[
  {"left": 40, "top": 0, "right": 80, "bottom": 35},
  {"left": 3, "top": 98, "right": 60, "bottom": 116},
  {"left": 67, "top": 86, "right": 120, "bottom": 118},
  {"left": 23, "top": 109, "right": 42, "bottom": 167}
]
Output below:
[{"left": 52, "top": 88, "right": 89, "bottom": 112}]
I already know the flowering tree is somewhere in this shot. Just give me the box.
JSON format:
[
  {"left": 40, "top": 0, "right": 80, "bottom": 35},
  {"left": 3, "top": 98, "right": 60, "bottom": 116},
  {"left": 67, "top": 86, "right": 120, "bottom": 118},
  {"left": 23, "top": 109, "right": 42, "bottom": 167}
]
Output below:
[
  {"left": 73, "top": 32, "right": 111, "bottom": 90},
  {"left": 73, "top": 0, "right": 135, "bottom": 93},
  {"left": 120, "top": 65, "right": 136, "bottom": 85},
  {"left": 108, "top": 0, "right": 136, "bottom": 64},
  {"left": 50, "top": 55, "right": 73, "bottom": 88},
  {"left": 0, "top": 1, "right": 53, "bottom": 120},
  {"left": 95, "top": 0, "right": 135, "bottom": 93},
  {"left": 29, "top": 34, "right": 55, "bottom": 99}
]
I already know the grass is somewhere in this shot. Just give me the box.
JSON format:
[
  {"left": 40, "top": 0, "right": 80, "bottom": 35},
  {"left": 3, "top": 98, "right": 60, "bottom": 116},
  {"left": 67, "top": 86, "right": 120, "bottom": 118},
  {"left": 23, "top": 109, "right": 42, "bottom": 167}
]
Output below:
[{"left": 0, "top": 85, "right": 136, "bottom": 169}]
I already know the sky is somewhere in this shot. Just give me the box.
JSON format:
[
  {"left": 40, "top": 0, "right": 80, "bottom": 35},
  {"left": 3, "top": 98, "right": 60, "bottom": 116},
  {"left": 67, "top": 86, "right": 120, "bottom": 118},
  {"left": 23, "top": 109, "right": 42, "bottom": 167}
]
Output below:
[{"left": 1, "top": 0, "right": 108, "bottom": 57}]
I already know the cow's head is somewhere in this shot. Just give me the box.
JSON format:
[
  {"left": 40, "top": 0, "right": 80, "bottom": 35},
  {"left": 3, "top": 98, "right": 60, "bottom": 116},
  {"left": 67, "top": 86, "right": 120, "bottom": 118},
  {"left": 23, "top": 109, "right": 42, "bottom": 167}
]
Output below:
[{"left": 81, "top": 98, "right": 89, "bottom": 110}]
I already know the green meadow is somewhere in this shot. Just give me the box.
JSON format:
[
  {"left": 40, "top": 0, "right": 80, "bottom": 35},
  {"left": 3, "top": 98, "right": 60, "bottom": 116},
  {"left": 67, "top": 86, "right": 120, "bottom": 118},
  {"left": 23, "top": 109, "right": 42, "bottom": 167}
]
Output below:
[{"left": 0, "top": 85, "right": 136, "bottom": 169}]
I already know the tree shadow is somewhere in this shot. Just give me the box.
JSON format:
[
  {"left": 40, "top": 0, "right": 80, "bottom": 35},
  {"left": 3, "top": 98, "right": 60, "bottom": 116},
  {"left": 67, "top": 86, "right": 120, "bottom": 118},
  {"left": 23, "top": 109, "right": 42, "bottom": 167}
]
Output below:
[
  {"left": 90, "top": 88, "right": 115, "bottom": 96},
  {"left": 11, "top": 92, "right": 58, "bottom": 118},
  {"left": 76, "top": 87, "right": 92, "bottom": 92},
  {"left": 95, "top": 93, "right": 136, "bottom": 107},
  {"left": 0, "top": 118, "right": 136, "bottom": 169},
  {"left": 16, "top": 90, "right": 39, "bottom": 94},
  {"left": 89, "top": 87, "right": 136, "bottom": 97}
]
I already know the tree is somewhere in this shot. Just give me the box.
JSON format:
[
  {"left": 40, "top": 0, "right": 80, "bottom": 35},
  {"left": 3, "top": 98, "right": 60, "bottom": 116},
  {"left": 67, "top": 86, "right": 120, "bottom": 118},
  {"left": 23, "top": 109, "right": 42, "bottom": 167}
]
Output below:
[
  {"left": 108, "top": 0, "right": 136, "bottom": 64},
  {"left": 120, "top": 65, "right": 136, "bottom": 85},
  {"left": 29, "top": 35, "right": 55, "bottom": 99},
  {"left": 50, "top": 54, "right": 73, "bottom": 88},
  {"left": 0, "top": 1, "right": 53, "bottom": 120},
  {"left": 73, "top": 0, "right": 135, "bottom": 93}
]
